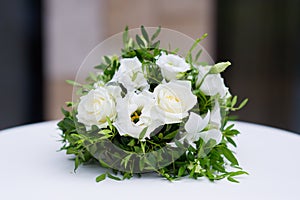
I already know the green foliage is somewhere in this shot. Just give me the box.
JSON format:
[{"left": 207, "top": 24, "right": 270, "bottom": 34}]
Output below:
[
  {"left": 57, "top": 107, "right": 94, "bottom": 171},
  {"left": 186, "top": 33, "right": 208, "bottom": 65},
  {"left": 209, "top": 62, "right": 231, "bottom": 74},
  {"left": 57, "top": 26, "right": 248, "bottom": 183},
  {"left": 58, "top": 107, "right": 247, "bottom": 182}
]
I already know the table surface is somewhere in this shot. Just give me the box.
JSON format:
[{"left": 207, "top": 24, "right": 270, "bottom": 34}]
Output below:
[{"left": 0, "top": 121, "right": 300, "bottom": 200}]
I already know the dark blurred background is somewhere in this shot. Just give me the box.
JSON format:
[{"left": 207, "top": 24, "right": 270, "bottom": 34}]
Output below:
[
  {"left": 0, "top": 0, "right": 43, "bottom": 129},
  {"left": 0, "top": 0, "right": 299, "bottom": 133},
  {"left": 217, "top": 0, "right": 300, "bottom": 133}
]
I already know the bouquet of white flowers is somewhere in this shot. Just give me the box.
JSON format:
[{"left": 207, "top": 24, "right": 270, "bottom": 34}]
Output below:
[{"left": 58, "top": 26, "right": 248, "bottom": 182}]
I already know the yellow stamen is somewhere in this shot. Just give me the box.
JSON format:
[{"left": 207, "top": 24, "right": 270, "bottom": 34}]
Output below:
[
  {"left": 166, "top": 95, "right": 180, "bottom": 102},
  {"left": 131, "top": 111, "right": 141, "bottom": 123}
]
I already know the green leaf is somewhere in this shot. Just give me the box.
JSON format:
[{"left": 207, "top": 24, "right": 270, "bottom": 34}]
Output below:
[
  {"left": 195, "top": 49, "right": 202, "bottom": 62},
  {"left": 227, "top": 176, "right": 239, "bottom": 183},
  {"left": 122, "top": 172, "right": 133, "bottom": 180},
  {"left": 107, "top": 172, "right": 121, "bottom": 181},
  {"left": 206, "top": 169, "right": 214, "bottom": 180},
  {"left": 237, "top": 98, "right": 249, "bottom": 110},
  {"left": 178, "top": 166, "right": 186, "bottom": 177},
  {"left": 77, "top": 151, "right": 85, "bottom": 161},
  {"left": 127, "top": 139, "right": 135, "bottom": 147},
  {"left": 209, "top": 62, "right": 231, "bottom": 74},
  {"left": 106, "top": 116, "right": 113, "bottom": 130},
  {"left": 139, "top": 127, "right": 148, "bottom": 140},
  {"left": 174, "top": 139, "right": 184, "bottom": 149},
  {"left": 145, "top": 153, "right": 156, "bottom": 168},
  {"left": 74, "top": 156, "right": 80, "bottom": 171},
  {"left": 221, "top": 148, "right": 239, "bottom": 166},
  {"left": 228, "top": 129, "right": 240, "bottom": 136},
  {"left": 123, "top": 26, "right": 129, "bottom": 44},
  {"left": 89, "top": 72, "right": 97, "bottom": 81},
  {"left": 141, "top": 25, "right": 149, "bottom": 43},
  {"left": 140, "top": 142, "right": 146, "bottom": 154},
  {"left": 121, "top": 154, "right": 132, "bottom": 168},
  {"left": 225, "top": 124, "right": 235, "bottom": 131},
  {"left": 66, "top": 80, "right": 82, "bottom": 87},
  {"left": 226, "top": 137, "right": 237, "bottom": 147},
  {"left": 98, "top": 129, "right": 112, "bottom": 135},
  {"left": 82, "top": 84, "right": 93, "bottom": 90},
  {"left": 186, "top": 33, "right": 207, "bottom": 62},
  {"left": 94, "top": 63, "right": 107, "bottom": 70},
  {"left": 172, "top": 48, "right": 179, "bottom": 54},
  {"left": 187, "top": 152, "right": 194, "bottom": 161},
  {"left": 231, "top": 96, "right": 238, "bottom": 107},
  {"left": 139, "top": 157, "right": 145, "bottom": 171},
  {"left": 229, "top": 170, "right": 249, "bottom": 177},
  {"left": 61, "top": 107, "right": 69, "bottom": 117},
  {"left": 200, "top": 33, "right": 208, "bottom": 41},
  {"left": 65, "top": 101, "right": 73, "bottom": 107},
  {"left": 189, "top": 166, "right": 196, "bottom": 178},
  {"left": 187, "top": 53, "right": 192, "bottom": 64},
  {"left": 151, "top": 26, "right": 161, "bottom": 41},
  {"left": 151, "top": 40, "right": 160, "bottom": 48},
  {"left": 66, "top": 147, "right": 77, "bottom": 155},
  {"left": 163, "top": 130, "right": 178, "bottom": 140},
  {"left": 96, "top": 173, "right": 106, "bottom": 182},
  {"left": 62, "top": 118, "right": 75, "bottom": 130},
  {"left": 186, "top": 38, "right": 201, "bottom": 59},
  {"left": 133, "top": 146, "right": 142, "bottom": 153},
  {"left": 136, "top": 35, "right": 145, "bottom": 48},
  {"left": 212, "top": 162, "right": 226, "bottom": 172},
  {"left": 103, "top": 56, "right": 111, "bottom": 65},
  {"left": 99, "top": 160, "right": 110, "bottom": 168}
]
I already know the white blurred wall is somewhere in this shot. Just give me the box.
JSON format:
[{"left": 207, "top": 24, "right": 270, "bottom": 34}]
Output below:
[
  {"left": 44, "top": 0, "right": 107, "bottom": 119},
  {"left": 44, "top": 0, "right": 216, "bottom": 120}
]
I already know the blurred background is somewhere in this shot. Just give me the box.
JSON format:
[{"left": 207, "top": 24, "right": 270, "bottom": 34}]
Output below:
[{"left": 0, "top": 0, "right": 299, "bottom": 133}]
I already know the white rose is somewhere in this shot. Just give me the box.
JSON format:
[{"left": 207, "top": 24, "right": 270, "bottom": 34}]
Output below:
[
  {"left": 196, "top": 65, "right": 228, "bottom": 98},
  {"left": 113, "top": 91, "right": 162, "bottom": 141},
  {"left": 183, "top": 99, "right": 222, "bottom": 146},
  {"left": 209, "top": 99, "right": 222, "bottom": 129},
  {"left": 167, "top": 111, "right": 210, "bottom": 148},
  {"left": 156, "top": 52, "right": 190, "bottom": 80},
  {"left": 153, "top": 80, "right": 197, "bottom": 124},
  {"left": 184, "top": 111, "right": 210, "bottom": 143},
  {"left": 112, "top": 56, "right": 149, "bottom": 91},
  {"left": 197, "top": 100, "right": 222, "bottom": 145},
  {"left": 76, "top": 86, "right": 121, "bottom": 129}
]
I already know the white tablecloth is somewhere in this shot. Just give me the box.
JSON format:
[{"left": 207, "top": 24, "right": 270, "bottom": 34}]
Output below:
[{"left": 0, "top": 121, "right": 300, "bottom": 200}]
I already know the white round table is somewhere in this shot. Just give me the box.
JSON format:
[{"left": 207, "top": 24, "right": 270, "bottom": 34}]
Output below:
[{"left": 0, "top": 121, "right": 299, "bottom": 200}]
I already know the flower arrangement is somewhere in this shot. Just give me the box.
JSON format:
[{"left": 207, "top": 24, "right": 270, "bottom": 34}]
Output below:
[{"left": 58, "top": 26, "right": 248, "bottom": 182}]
